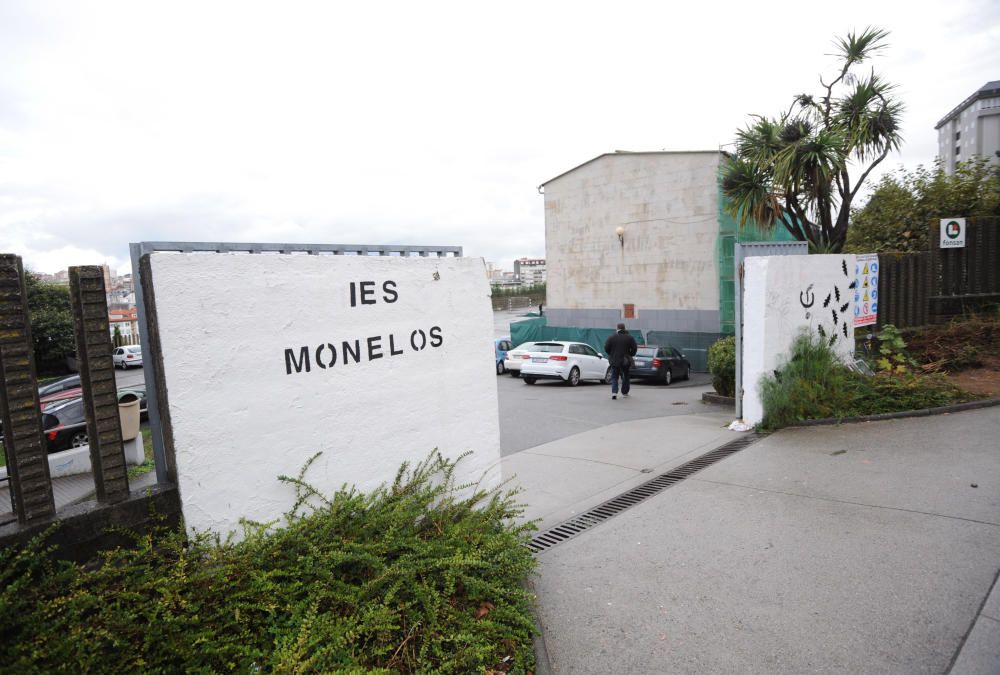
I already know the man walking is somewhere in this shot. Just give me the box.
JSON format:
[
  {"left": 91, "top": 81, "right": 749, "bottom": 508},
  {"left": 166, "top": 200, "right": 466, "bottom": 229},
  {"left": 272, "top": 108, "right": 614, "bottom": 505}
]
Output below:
[{"left": 604, "top": 322, "right": 638, "bottom": 400}]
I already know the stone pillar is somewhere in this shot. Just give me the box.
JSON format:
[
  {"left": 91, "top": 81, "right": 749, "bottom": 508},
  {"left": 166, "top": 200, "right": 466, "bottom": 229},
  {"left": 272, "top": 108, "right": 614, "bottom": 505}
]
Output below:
[
  {"left": 69, "top": 266, "right": 129, "bottom": 503},
  {"left": 0, "top": 255, "right": 56, "bottom": 523}
]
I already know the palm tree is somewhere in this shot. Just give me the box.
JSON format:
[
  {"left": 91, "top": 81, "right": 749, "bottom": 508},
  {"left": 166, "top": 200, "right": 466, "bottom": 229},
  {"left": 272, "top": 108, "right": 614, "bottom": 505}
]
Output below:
[{"left": 721, "top": 27, "right": 904, "bottom": 252}]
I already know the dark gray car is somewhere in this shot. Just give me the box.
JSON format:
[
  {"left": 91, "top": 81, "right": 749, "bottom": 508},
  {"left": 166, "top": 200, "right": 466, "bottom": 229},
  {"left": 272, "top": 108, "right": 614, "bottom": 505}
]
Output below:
[{"left": 631, "top": 345, "right": 690, "bottom": 385}]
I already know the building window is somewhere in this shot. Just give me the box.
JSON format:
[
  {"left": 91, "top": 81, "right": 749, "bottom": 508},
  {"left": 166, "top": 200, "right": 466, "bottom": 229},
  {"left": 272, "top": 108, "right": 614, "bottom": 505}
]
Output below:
[
  {"left": 955, "top": 145, "right": 961, "bottom": 156},
  {"left": 956, "top": 131, "right": 961, "bottom": 140},
  {"left": 623, "top": 304, "right": 636, "bottom": 319}
]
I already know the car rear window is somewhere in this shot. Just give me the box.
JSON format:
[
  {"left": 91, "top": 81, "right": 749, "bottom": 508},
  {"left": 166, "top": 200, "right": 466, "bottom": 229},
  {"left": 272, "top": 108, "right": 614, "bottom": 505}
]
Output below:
[
  {"left": 126, "top": 346, "right": 142, "bottom": 354},
  {"left": 533, "top": 343, "right": 565, "bottom": 353},
  {"left": 636, "top": 347, "right": 657, "bottom": 357}
]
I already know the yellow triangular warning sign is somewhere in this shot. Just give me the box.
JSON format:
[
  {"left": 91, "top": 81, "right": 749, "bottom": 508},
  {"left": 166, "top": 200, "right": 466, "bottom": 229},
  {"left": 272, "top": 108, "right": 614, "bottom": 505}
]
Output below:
[
  {"left": 863, "top": 291, "right": 869, "bottom": 302},
  {"left": 863, "top": 278, "right": 869, "bottom": 288},
  {"left": 863, "top": 264, "right": 869, "bottom": 274}
]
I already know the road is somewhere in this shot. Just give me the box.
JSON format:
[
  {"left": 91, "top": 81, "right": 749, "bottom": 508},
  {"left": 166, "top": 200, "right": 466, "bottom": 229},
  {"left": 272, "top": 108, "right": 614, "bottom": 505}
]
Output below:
[{"left": 113, "top": 365, "right": 146, "bottom": 389}]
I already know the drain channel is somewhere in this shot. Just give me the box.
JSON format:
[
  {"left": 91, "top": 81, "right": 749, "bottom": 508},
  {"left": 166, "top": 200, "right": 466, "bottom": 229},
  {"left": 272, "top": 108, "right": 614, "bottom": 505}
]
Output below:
[{"left": 527, "top": 432, "right": 768, "bottom": 553}]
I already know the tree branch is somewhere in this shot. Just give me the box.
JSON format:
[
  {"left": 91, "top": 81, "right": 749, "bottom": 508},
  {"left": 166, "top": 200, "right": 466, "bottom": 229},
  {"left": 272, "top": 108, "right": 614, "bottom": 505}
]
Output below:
[{"left": 849, "top": 144, "right": 893, "bottom": 203}]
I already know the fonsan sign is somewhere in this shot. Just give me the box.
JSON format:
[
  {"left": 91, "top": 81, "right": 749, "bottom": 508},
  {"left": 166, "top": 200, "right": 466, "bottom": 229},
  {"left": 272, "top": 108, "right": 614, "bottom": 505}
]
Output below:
[
  {"left": 143, "top": 253, "right": 501, "bottom": 538},
  {"left": 940, "top": 218, "right": 966, "bottom": 248}
]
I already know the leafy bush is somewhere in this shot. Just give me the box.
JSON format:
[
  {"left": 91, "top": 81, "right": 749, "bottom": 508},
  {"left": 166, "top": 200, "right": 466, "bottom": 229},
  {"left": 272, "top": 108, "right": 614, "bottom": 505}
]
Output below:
[
  {"left": 24, "top": 271, "right": 76, "bottom": 376},
  {"left": 708, "top": 335, "right": 736, "bottom": 397},
  {"left": 873, "top": 324, "right": 915, "bottom": 374},
  {"left": 759, "top": 332, "right": 974, "bottom": 429},
  {"left": 0, "top": 452, "right": 539, "bottom": 673}
]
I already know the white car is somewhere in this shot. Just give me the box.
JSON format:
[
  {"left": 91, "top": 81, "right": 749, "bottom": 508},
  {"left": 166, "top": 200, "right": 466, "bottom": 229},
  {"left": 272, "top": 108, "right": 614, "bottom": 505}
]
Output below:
[
  {"left": 503, "top": 342, "right": 537, "bottom": 377},
  {"left": 113, "top": 345, "right": 143, "bottom": 369},
  {"left": 520, "top": 341, "right": 611, "bottom": 386}
]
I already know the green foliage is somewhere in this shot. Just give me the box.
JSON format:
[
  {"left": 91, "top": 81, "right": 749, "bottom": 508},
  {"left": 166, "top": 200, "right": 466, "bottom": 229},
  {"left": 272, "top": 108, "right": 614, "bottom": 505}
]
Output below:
[
  {"left": 759, "top": 333, "right": 859, "bottom": 427},
  {"left": 491, "top": 283, "right": 546, "bottom": 298},
  {"left": 112, "top": 324, "right": 123, "bottom": 348},
  {"left": 708, "top": 335, "right": 736, "bottom": 397},
  {"left": 24, "top": 271, "right": 76, "bottom": 376},
  {"left": 759, "top": 332, "right": 972, "bottom": 429},
  {"left": 874, "top": 324, "right": 914, "bottom": 374},
  {"left": 721, "top": 27, "right": 903, "bottom": 252},
  {"left": 0, "top": 452, "right": 539, "bottom": 673},
  {"left": 846, "top": 157, "right": 1000, "bottom": 253}
]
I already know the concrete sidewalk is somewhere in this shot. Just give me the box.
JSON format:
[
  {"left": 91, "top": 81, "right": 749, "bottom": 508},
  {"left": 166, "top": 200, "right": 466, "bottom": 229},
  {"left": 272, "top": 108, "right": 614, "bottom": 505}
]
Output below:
[{"left": 506, "top": 407, "right": 1000, "bottom": 674}]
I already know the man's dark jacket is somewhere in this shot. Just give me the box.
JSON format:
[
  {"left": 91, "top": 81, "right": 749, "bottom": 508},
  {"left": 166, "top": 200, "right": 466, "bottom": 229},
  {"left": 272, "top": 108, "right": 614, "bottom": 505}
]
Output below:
[{"left": 604, "top": 330, "right": 638, "bottom": 368}]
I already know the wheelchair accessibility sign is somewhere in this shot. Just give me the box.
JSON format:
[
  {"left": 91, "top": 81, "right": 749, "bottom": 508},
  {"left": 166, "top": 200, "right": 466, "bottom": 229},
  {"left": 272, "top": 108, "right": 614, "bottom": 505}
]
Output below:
[{"left": 854, "top": 254, "right": 878, "bottom": 327}]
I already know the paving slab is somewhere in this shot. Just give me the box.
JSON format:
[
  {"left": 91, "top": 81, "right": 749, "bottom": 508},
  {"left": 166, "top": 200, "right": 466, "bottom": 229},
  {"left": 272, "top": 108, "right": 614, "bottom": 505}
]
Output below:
[
  {"left": 531, "top": 408, "right": 1000, "bottom": 674},
  {"left": 502, "top": 411, "right": 735, "bottom": 530}
]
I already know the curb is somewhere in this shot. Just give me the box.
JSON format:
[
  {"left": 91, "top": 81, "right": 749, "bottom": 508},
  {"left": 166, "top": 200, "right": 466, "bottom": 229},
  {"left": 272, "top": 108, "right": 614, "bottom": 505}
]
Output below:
[
  {"left": 701, "top": 392, "right": 735, "bottom": 406},
  {"left": 789, "top": 397, "right": 1000, "bottom": 427}
]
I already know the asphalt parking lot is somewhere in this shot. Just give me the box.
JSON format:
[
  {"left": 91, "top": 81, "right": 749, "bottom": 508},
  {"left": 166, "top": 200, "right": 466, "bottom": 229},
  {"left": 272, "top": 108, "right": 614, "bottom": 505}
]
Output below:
[{"left": 497, "top": 370, "right": 715, "bottom": 455}]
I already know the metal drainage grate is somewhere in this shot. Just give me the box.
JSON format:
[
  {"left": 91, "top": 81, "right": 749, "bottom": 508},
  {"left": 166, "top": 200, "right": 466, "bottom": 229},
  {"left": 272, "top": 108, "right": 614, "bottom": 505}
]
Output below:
[{"left": 527, "top": 432, "right": 768, "bottom": 553}]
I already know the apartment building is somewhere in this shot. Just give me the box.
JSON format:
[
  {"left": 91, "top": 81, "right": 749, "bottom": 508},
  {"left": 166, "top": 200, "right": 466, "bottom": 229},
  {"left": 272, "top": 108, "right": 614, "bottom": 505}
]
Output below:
[{"left": 936, "top": 80, "right": 1000, "bottom": 174}]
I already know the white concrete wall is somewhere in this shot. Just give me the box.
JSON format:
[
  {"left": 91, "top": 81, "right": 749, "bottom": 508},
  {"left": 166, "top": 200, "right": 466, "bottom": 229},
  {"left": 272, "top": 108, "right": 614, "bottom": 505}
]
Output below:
[
  {"left": 147, "top": 253, "right": 501, "bottom": 539},
  {"left": 742, "top": 255, "right": 857, "bottom": 426},
  {"left": 544, "top": 152, "right": 722, "bottom": 314}
]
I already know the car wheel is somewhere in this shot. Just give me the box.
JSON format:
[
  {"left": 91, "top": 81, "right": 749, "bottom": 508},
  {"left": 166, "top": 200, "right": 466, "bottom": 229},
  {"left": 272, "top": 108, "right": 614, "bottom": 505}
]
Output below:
[
  {"left": 566, "top": 366, "right": 580, "bottom": 386},
  {"left": 71, "top": 431, "right": 89, "bottom": 447},
  {"left": 602, "top": 366, "right": 612, "bottom": 384},
  {"left": 509, "top": 370, "right": 520, "bottom": 378},
  {"left": 523, "top": 377, "right": 537, "bottom": 385},
  {"left": 664, "top": 368, "right": 673, "bottom": 386},
  {"left": 496, "top": 360, "right": 505, "bottom": 375},
  {"left": 682, "top": 367, "right": 690, "bottom": 381}
]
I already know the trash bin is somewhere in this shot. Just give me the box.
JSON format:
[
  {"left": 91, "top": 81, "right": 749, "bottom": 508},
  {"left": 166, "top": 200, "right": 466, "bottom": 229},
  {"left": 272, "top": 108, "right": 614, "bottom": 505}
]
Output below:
[{"left": 118, "top": 392, "right": 141, "bottom": 441}]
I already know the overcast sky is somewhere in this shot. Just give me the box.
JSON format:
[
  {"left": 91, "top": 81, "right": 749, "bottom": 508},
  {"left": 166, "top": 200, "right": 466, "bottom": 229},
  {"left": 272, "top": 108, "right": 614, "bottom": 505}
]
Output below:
[{"left": 2, "top": 1, "right": 999, "bottom": 276}]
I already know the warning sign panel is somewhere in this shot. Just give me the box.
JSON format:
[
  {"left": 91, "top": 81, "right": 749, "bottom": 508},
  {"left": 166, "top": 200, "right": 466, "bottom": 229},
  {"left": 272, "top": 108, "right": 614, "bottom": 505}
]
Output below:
[{"left": 854, "top": 253, "right": 878, "bottom": 327}]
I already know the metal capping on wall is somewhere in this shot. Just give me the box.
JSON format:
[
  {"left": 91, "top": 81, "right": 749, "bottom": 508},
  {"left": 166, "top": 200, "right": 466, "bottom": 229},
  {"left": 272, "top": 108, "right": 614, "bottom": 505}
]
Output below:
[{"left": 527, "top": 432, "right": 768, "bottom": 554}]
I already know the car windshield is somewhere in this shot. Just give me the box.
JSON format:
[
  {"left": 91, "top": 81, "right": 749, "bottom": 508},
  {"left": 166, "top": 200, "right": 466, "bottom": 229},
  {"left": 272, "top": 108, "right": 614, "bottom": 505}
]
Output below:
[
  {"left": 636, "top": 347, "right": 657, "bottom": 357},
  {"left": 532, "top": 343, "right": 566, "bottom": 353}
]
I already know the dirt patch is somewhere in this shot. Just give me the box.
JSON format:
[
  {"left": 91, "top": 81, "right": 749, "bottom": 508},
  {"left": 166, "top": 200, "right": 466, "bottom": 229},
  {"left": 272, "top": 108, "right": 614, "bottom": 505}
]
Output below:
[{"left": 944, "top": 355, "right": 1000, "bottom": 398}]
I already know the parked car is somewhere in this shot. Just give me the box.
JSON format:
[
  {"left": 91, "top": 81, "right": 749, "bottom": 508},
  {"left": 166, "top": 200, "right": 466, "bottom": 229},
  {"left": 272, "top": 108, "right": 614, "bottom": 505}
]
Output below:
[
  {"left": 113, "top": 345, "right": 143, "bottom": 369},
  {"left": 41, "top": 397, "right": 88, "bottom": 452},
  {"left": 520, "top": 341, "right": 611, "bottom": 386},
  {"left": 494, "top": 338, "right": 513, "bottom": 375},
  {"left": 503, "top": 342, "right": 537, "bottom": 377},
  {"left": 631, "top": 345, "right": 691, "bottom": 385},
  {"left": 40, "top": 386, "right": 82, "bottom": 410},
  {"left": 37, "top": 374, "right": 80, "bottom": 398}
]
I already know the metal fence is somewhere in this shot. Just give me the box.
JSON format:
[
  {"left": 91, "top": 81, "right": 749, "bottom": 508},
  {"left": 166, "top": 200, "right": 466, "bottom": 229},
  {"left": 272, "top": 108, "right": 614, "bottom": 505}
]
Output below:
[{"left": 874, "top": 217, "right": 1000, "bottom": 328}]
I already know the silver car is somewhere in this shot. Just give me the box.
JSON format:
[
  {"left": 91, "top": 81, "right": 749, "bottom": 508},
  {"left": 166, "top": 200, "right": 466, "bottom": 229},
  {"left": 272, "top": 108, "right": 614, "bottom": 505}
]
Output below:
[{"left": 113, "top": 345, "right": 143, "bottom": 369}]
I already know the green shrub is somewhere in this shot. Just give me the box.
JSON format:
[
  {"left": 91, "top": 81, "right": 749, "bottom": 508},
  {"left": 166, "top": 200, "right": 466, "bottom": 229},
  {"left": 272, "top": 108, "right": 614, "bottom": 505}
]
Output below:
[
  {"left": 708, "top": 335, "right": 736, "bottom": 397},
  {"left": 759, "top": 333, "right": 859, "bottom": 428},
  {"left": 759, "top": 331, "right": 974, "bottom": 429},
  {"left": 0, "top": 452, "right": 539, "bottom": 673}
]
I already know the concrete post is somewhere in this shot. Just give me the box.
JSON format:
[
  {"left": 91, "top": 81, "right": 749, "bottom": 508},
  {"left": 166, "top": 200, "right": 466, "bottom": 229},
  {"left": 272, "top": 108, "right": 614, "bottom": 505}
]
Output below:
[
  {"left": 69, "top": 266, "right": 130, "bottom": 503},
  {"left": 0, "top": 254, "right": 57, "bottom": 523}
]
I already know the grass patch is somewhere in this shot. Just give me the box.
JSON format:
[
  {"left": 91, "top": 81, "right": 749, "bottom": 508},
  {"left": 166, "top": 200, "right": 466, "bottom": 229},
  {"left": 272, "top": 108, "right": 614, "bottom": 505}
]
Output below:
[
  {"left": 126, "top": 423, "right": 155, "bottom": 478},
  {"left": 0, "top": 451, "right": 538, "bottom": 672},
  {"left": 760, "top": 332, "right": 975, "bottom": 429}
]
